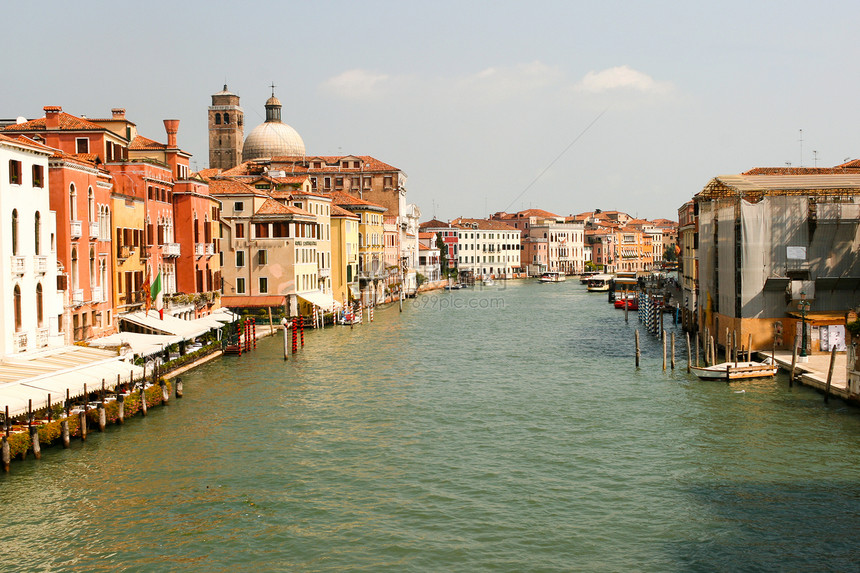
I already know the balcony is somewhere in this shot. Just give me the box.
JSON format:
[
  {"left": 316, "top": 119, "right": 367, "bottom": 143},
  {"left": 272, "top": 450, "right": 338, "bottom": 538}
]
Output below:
[
  {"left": 163, "top": 243, "right": 181, "bottom": 257},
  {"left": 72, "top": 289, "right": 84, "bottom": 305},
  {"left": 11, "top": 256, "right": 25, "bottom": 276},
  {"left": 117, "top": 246, "right": 132, "bottom": 260},
  {"left": 89, "top": 221, "right": 99, "bottom": 239},
  {"left": 70, "top": 220, "right": 82, "bottom": 238},
  {"left": 205, "top": 243, "right": 215, "bottom": 256},
  {"left": 92, "top": 286, "right": 104, "bottom": 303},
  {"left": 34, "top": 255, "right": 47, "bottom": 274},
  {"left": 195, "top": 243, "right": 205, "bottom": 256},
  {"left": 36, "top": 329, "right": 48, "bottom": 348},
  {"left": 13, "top": 332, "right": 27, "bottom": 353},
  {"left": 318, "top": 268, "right": 331, "bottom": 278}
]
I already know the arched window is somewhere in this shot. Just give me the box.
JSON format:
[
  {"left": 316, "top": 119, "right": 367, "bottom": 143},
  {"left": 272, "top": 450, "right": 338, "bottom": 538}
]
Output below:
[
  {"left": 71, "top": 248, "right": 78, "bottom": 290},
  {"left": 13, "top": 285, "right": 22, "bottom": 332},
  {"left": 223, "top": 113, "right": 230, "bottom": 124},
  {"left": 214, "top": 113, "right": 221, "bottom": 125},
  {"left": 193, "top": 213, "right": 199, "bottom": 243},
  {"left": 100, "top": 260, "right": 107, "bottom": 297},
  {"left": 90, "top": 247, "right": 96, "bottom": 288},
  {"left": 34, "top": 211, "right": 41, "bottom": 255},
  {"left": 36, "top": 283, "right": 43, "bottom": 327},
  {"left": 11, "top": 209, "right": 18, "bottom": 255},
  {"left": 88, "top": 188, "right": 95, "bottom": 221},
  {"left": 69, "top": 184, "right": 77, "bottom": 220}
]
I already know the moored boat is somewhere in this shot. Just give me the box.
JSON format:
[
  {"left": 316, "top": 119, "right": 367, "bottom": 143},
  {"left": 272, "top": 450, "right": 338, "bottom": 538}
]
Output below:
[{"left": 690, "top": 359, "right": 778, "bottom": 381}]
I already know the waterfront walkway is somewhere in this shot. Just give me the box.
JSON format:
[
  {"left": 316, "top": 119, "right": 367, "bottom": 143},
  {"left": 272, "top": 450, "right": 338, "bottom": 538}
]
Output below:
[{"left": 759, "top": 350, "right": 850, "bottom": 400}]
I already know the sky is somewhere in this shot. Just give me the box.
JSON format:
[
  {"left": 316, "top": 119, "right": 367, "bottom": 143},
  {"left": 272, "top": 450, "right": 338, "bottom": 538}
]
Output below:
[{"left": 4, "top": 0, "right": 859, "bottom": 222}]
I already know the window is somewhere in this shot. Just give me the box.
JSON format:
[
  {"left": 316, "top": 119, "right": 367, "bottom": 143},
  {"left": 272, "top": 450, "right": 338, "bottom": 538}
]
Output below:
[
  {"left": 234, "top": 201, "right": 244, "bottom": 212},
  {"left": 9, "top": 160, "right": 21, "bottom": 184},
  {"left": 14, "top": 285, "right": 22, "bottom": 332},
  {"left": 34, "top": 212, "right": 41, "bottom": 255},
  {"left": 36, "top": 283, "right": 43, "bottom": 327},
  {"left": 32, "top": 164, "right": 44, "bottom": 187},
  {"left": 236, "top": 277, "right": 246, "bottom": 294},
  {"left": 235, "top": 223, "right": 245, "bottom": 239},
  {"left": 259, "top": 277, "right": 268, "bottom": 293},
  {"left": 11, "top": 209, "right": 18, "bottom": 255},
  {"left": 214, "top": 113, "right": 221, "bottom": 125},
  {"left": 69, "top": 184, "right": 77, "bottom": 219},
  {"left": 76, "top": 138, "right": 89, "bottom": 154},
  {"left": 258, "top": 249, "right": 268, "bottom": 264},
  {"left": 224, "top": 113, "right": 230, "bottom": 124},
  {"left": 236, "top": 250, "right": 245, "bottom": 267},
  {"left": 88, "top": 188, "right": 95, "bottom": 221}
]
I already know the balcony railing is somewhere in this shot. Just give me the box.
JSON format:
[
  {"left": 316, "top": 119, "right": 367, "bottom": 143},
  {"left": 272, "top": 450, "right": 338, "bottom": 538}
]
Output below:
[
  {"left": 163, "top": 243, "right": 181, "bottom": 257},
  {"left": 195, "top": 243, "right": 205, "bottom": 256},
  {"left": 118, "top": 246, "right": 132, "bottom": 260},
  {"left": 72, "top": 289, "right": 84, "bottom": 305},
  {"left": 34, "top": 256, "right": 47, "bottom": 274},
  {"left": 205, "top": 243, "right": 215, "bottom": 255},
  {"left": 92, "top": 286, "right": 104, "bottom": 303},
  {"left": 36, "top": 329, "right": 48, "bottom": 348},
  {"left": 70, "top": 220, "right": 82, "bottom": 238},
  {"left": 14, "top": 332, "right": 27, "bottom": 353},
  {"left": 318, "top": 268, "right": 331, "bottom": 278},
  {"left": 89, "top": 221, "right": 99, "bottom": 239},
  {"left": 11, "top": 256, "right": 25, "bottom": 276}
]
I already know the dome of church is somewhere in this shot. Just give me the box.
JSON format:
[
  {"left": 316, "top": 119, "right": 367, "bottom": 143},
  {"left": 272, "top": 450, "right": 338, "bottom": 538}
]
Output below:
[
  {"left": 242, "top": 90, "right": 306, "bottom": 161},
  {"left": 243, "top": 122, "right": 305, "bottom": 160}
]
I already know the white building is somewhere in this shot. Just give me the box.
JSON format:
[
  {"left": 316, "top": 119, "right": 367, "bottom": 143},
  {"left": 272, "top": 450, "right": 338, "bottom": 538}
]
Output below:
[
  {"left": 0, "top": 134, "right": 63, "bottom": 354},
  {"left": 451, "top": 218, "right": 522, "bottom": 279}
]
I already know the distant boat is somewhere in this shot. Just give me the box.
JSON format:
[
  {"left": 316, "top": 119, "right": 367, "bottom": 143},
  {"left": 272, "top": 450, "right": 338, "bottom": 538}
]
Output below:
[
  {"left": 539, "top": 272, "right": 566, "bottom": 283},
  {"left": 482, "top": 278, "right": 495, "bottom": 286},
  {"left": 690, "top": 359, "right": 778, "bottom": 381},
  {"left": 586, "top": 274, "right": 612, "bottom": 291},
  {"left": 444, "top": 283, "right": 463, "bottom": 290},
  {"left": 580, "top": 271, "right": 598, "bottom": 284}
]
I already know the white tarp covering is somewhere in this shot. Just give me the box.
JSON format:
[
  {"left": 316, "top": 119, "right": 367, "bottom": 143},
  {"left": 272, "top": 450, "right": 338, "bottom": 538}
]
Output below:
[
  {"left": 120, "top": 310, "right": 213, "bottom": 339},
  {"left": 89, "top": 332, "right": 184, "bottom": 358},
  {"left": 0, "top": 346, "right": 144, "bottom": 417},
  {"left": 297, "top": 290, "right": 341, "bottom": 310}
]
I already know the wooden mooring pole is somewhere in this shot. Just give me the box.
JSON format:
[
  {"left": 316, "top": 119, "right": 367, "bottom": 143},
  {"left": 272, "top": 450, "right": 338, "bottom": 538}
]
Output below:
[
  {"left": 671, "top": 332, "right": 676, "bottom": 370},
  {"left": 789, "top": 334, "right": 799, "bottom": 388},
  {"left": 747, "top": 333, "right": 752, "bottom": 362},
  {"left": 686, "top": 332, "right": 692, "bottom": 373},
  {"left": 695, "top": 331, "right": 700, "bottom": 367},
  {"left": 824, "top": 346, "right": 837, "bottom": 404},
  {"left": 662, "top": 330, "right": 667, "bottom": 371},
  {"left": 635, "top": 330, "right": 640, "bottom": 368},
  {"left": 1, "top": 406, "right": 9, "bottom": 472}
]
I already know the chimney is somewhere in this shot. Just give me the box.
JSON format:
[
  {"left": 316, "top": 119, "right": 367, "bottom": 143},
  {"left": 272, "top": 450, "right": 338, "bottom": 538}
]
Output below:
[
  {"left": 111, "top": 108, "right": 126, "bottom": 119},
  {"left": 44, "top": 106, "right": 61, "bottom": 129},
  {"left": 163, "top": 119, "right": 179, "bottom": 148}
]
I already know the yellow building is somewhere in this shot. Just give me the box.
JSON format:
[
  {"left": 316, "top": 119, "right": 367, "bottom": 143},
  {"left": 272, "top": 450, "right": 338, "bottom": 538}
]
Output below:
[
  {"left": 330, "top": 204, "right": 360, "bottom": 305},
  {"left": 331, "top": 192, "right": 386, "bottom": 306}
]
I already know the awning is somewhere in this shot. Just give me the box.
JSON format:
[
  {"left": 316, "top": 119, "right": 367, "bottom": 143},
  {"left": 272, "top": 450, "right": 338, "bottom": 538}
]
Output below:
[
  {"left": 120, "top": 310, "right": 212, "bottom": 339},
  {"left": 221, "top": 295, "right": 286, "bottom": 309},
  {"left": 0, "top": 346, "right": 144, "bottom": 417},
  {"left": 210, "top": 308, "right": 239, "bottom": 323},
  {"left": 348, "top": 284, "right": 361, "bottom": 299},
  {"left": 297, "top": 290, "right": 340, "bottom": 310},
  {"left": 89, "top": 332, "right": 184, "bottom": 358}
]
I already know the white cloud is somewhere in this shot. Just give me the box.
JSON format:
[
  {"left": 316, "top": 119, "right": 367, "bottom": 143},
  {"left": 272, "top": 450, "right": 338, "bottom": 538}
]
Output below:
[
  {"left": 575, "top": 65, "right": 672, "bottom": 94},
  {"left": 321, "top": 69, "right": 390, "bottom": 99},
  {"left": 459, "top": 61, "right": 564, "bottom": 97}
]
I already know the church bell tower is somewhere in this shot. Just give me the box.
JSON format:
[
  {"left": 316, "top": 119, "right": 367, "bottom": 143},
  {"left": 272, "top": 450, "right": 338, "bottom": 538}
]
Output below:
[{"left": 208, "top": 85, "right": 244, "bottom": 170}]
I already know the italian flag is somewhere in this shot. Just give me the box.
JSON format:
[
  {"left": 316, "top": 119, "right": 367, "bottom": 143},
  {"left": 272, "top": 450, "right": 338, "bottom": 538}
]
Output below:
[{"left": 151, "top": 271, "right": 163, "bottom": 317}]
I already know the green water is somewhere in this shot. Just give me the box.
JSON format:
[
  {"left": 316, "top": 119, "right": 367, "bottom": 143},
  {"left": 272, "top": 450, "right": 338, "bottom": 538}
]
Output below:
[{"left": 2, "top": 281, "right": 859, "bottom": 572}]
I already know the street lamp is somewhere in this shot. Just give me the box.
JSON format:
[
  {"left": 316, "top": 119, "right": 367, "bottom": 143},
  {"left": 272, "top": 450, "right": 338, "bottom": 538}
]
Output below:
[{"left": 798, "top": 291, "right": 810, "bottom": 358}]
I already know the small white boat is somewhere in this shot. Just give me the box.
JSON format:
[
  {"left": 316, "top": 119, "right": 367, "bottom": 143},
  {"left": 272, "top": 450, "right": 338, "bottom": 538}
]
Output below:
[
  {"left": 690, "top": 358, "right": 778, "bottom": 381},
  {"left": 444, "top": 283, "right": 463, "bottom": 290},
  {"left": 482, "top": 278, "right": 495, "bottom": 286},
  {"left": 539, "top": 271, "right": 566, "bottom": 283}
]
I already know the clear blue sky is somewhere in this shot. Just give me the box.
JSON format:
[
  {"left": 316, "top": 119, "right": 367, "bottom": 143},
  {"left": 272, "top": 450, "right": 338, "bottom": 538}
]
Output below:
[{"left": 5, "top": 0, "right": 858, "bottom": 221}]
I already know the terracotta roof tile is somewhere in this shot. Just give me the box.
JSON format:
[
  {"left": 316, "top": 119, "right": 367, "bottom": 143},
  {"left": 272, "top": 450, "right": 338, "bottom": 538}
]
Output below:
[
  {"left": 3, "top": 112, "right": 107, "bottom": 132},
  {"left": 206, "top": 177, "right": 266, "bottom": 197},
  {"left": 129, "top": 135, "right": 166, "bottom": 150},
  {"left": 253, "top": 198, "right": 312, "bottom": 217},
  {"left": 330, "top": 204, "right": 359, "bottom": 218},
  {"left": 330, "top": 191, "right": 386, "bottom": 211},
  {"left": 450, "top": 217, "right": 518, "bottom": 231}
]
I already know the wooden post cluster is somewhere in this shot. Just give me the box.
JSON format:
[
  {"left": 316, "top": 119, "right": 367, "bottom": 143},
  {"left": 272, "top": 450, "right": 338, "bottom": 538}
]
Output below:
[{"left": 824, "top": 346, "right": 837, "bottom": 404}]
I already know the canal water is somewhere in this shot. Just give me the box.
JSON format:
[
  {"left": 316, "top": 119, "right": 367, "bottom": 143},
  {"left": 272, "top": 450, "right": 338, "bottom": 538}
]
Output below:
[{"left": 2, "top": 281, "right": 859, "bottom": 572}]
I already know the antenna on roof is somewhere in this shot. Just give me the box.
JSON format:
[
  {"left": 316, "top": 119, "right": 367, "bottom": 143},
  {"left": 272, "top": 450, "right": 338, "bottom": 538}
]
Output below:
[
  {"left": 798, "top": 129, "right": 803, "bottom": 167},
  {"left": 813, "top": 150, "right": 818, "bottom": 168}
]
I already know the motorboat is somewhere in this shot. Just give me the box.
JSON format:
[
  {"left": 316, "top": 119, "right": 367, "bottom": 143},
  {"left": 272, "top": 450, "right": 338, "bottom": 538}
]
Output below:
[
  {"left": 539, "top": 271, "right": 566, "bottom": 283},
  {"left": 613, "top": 293, "right": 638, "bottom": 310},
  {"left": 482, "top": 278, "right": 495, "bottom": 286},
  {"left": 690, "top": 358, "right": 778, "bottom": 381}
]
